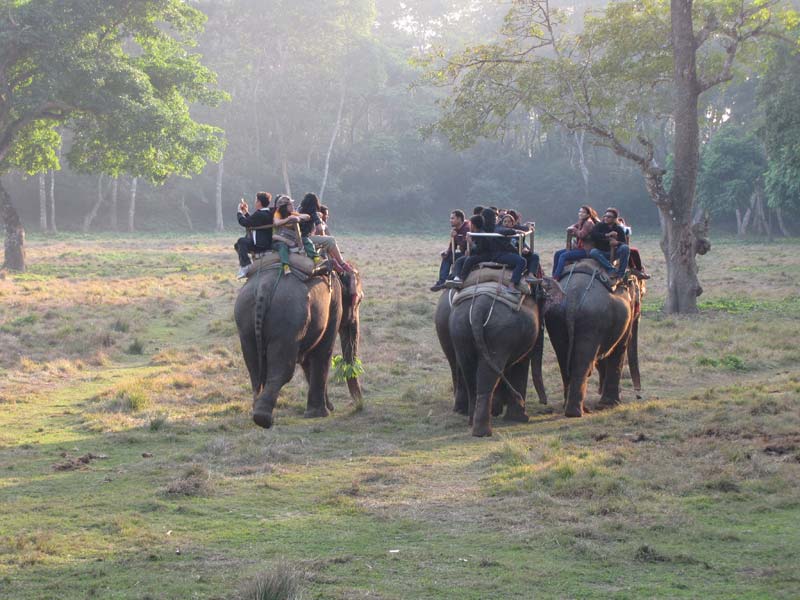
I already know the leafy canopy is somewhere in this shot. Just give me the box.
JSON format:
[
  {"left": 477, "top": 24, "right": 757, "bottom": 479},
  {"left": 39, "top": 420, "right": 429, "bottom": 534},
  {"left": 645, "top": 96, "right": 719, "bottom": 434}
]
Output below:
[{"left": 0, "top": 0, "right": 226, "bottom": 181}]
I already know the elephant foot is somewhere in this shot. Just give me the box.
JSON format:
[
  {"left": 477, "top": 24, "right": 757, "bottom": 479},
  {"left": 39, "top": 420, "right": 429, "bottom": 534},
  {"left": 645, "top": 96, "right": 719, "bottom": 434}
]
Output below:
[
  {"left": 503, "top": 404, "right": 530, "bottom": 423},
  {"left": 471, "top": 423, "right": 493, "bottom": 437},
  {"left": 304, "top": 406, "right": 330, "bottom": 419},
  {"left": 453, "top": 405, "right": 469, "bottom": 416},
  {"left": 326, "top": 398, "right": 335, "bottom": 412},
  {"left": 596, "top": 398, "right": 622, "bottom": 411},
  {"left": 491, "top": 402, "right": 503, "bottom": 418},
  {"left": 564, "top": 405, "right": 583, "bottom": 418},
  {"left": 252, "top": 410, "right": 273, "bottom": 429}
]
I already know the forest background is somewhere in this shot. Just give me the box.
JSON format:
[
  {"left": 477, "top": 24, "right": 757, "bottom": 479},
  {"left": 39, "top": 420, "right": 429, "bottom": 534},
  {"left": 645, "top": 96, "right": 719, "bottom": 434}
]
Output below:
[{"left": 3, "top": 0, "right": 798, "bottom": 237}]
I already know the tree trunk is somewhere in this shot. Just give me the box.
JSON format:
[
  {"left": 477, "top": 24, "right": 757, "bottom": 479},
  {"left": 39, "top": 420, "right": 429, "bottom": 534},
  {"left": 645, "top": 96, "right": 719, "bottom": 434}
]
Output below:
[
  {"left": 320, "top": 85, "right": 346, "bottom": 201},
  {"left": 215, "top": 157, "right": 224, "bottom": 232},
  {"left": 39, "top": 173, "right": 48, "bottom": 231},
  {"left": 128, "top": 177, "right": 137, "bottom": 233},
  {"left": 48, "top": 168, "right": 57, "bottom": 233},
  {"left": 574, "top": 130, "right": 589, "bottom": 200},
  {"left": 83, "top": 174, "right": 105, "bottom": 233},
  {"left": 735, "top": 208, "right": 743, "bottom": 236},
  {"left": 775, "top": 207, "right": 791, "bottom": 237},
  {"left": 0, "top": 179, "right": 25, "bottom": 271},
  {"left": 109, "top": 177, "right": 119, "bottom": 231},
  {"left": 662, "top": 0, "right": 705, "bottom": 314},
  {"left": 180, "top": 195, "right": 193, "bottom": 231}
]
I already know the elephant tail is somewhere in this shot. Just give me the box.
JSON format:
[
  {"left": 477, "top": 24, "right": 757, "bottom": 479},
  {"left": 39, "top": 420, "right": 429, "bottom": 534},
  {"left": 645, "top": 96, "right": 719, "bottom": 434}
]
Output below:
[
  {"left": 253, "top": 274, "right": 274, "bottom": 392},
  {"left": 470, "top": 303, "right": 524, "bottom": 404}
]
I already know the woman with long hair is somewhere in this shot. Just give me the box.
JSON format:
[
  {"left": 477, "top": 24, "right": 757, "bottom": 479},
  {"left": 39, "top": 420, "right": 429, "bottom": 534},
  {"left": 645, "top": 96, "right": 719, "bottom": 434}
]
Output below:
[
  {"left": 551, "top": 205, "right": 599, "bottom": 279},
  {"left": 298, "top": 192, "right": 353, "bottom": 272}
]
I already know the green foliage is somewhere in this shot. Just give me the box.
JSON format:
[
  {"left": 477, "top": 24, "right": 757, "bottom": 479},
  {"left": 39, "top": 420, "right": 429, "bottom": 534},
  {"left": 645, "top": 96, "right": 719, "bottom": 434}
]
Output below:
[
  {"left": 0, "top": 0, "right": 225, "bottom": 181},
  {"left": 697, "top": 125, "right": 767, "bottom": 216},
  {"left": 760, "top": 46, "right": 800, "bottom": 211},
  {"left": 331, "top": 355, "right": 364, "bottom": 382}
]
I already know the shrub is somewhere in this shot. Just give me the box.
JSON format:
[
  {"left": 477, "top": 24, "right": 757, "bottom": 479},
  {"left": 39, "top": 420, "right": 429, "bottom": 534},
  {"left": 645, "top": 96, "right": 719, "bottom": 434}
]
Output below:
[
  {"left": 242, "top": 562, "right": 305, "bottom": 600},
  {"left": 127, "top": 339, "right": 145, "bottom": 355}
]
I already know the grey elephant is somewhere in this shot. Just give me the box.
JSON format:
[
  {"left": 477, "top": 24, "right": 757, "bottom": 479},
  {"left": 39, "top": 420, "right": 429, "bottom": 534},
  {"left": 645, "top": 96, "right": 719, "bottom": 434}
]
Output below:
[
  {"left": 443, "top": 275, "right": 564, "bottom": 437},
  {"left": 235, "top": 264, "right": 363, "bottom": 429},
  {"left": 545, "top": 259, "right": 644, "bottom": 417},
  {"left": 435, "top": 289, "right": 549, "bottom": 419}
]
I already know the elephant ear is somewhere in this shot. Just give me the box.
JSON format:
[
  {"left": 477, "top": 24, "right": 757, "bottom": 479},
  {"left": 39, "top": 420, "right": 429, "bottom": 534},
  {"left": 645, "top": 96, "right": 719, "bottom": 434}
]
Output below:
[{"left": 540, "top": 277, "right": 566, "bottom": 313}]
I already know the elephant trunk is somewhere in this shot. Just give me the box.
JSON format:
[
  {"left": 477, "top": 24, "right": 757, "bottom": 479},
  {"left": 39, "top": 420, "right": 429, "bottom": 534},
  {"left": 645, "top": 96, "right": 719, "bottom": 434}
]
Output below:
[
  {"left": 340, "top": 319, "right": 362, "bottom": 402},
  {"left": 627, "top": 317, "right": 641, "bottom": 392}
]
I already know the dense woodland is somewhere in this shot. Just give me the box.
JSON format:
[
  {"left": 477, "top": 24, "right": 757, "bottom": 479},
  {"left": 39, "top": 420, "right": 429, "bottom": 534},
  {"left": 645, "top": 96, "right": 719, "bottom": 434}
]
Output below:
[
  {"left": 2, "top": 0, "right": 797, "bottom": 237},
  {"left": 1, "top": 0, "right": 799, "bottom": 313}
]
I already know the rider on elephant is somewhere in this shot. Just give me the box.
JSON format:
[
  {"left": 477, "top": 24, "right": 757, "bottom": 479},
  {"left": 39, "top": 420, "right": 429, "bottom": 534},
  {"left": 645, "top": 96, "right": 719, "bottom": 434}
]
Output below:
[
  {"left": 430, "top": 209, "right": 469, "bottom": 292},
  {"left": 298, "top": 192, "right": 353, "bottom": 274},
  {"left": 502, "top": 212, "right": 540, "bottom": 279},
  {"left": 589, "top": 207, "right": 630, "bottom": 280},
  {"left": 552, "top": 205, "right": 600, "bottom": 280},
  {"left": 272, "top": 195, "right": 320, "bottom": 274},
  {"left": 447, "top": 208, "right": 527, "bottom": 294},
  {"left": 235, "top": 192, "right": 274, "bottom": 279}
]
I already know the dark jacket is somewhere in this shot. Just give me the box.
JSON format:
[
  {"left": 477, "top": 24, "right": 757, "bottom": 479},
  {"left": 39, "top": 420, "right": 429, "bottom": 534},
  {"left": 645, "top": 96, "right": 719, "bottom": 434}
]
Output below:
[
  {"left": 298, "top": 208, "right": 322, "bottom": 237},
  {"left": 590, "top": 222, "right": 627, "bottom": 252},
  {"left": 237, "top": 208, "right": 274, "bottom": 250}
]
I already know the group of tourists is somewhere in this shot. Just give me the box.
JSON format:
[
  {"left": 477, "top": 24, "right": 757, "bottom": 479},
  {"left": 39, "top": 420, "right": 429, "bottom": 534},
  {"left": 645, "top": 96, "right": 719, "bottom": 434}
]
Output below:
[
  {"left": 234, "top": 192, "right": 353, "bottom": 279},
  {"left": 430, "top": 204, "right": 649, "bottom": 293}
]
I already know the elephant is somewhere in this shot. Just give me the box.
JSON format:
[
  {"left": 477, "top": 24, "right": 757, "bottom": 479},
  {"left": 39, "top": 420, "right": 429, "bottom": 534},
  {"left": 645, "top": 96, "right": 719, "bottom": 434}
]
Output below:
[
  {"left": 235, "top": 265, "right": 363, "bottom": 429},
  {"left": 545, "top": 259, "right": 644, "bottom": 417},
  {"left": 440, "top": 275, "right": 564, "bottom": 437}
]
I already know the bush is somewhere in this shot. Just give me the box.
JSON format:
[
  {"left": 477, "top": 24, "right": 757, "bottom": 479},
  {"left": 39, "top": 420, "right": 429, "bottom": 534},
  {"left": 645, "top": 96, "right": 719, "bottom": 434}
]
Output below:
[
  {"left": 242, "top": 563, "right": 304, "bottom": 600},
  {"left": 127, "top": 338, "right": 145, "bottom": 355}
]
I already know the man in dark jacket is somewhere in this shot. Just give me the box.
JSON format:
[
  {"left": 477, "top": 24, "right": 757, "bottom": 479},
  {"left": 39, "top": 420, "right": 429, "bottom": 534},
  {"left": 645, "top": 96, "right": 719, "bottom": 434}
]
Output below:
[
  {"left": 431, "top": 209, "right": 469, "bottom": 291},
  {"left": 235, "top": 192, "right": 274, "bottom": 278},
  {"left": 589, "top": 207, "right": 630, "bottom": 279}
]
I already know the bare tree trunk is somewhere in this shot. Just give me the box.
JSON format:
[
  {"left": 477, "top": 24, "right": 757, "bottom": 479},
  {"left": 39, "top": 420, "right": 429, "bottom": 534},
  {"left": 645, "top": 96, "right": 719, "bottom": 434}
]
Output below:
[
  {"left": 320, "top": 85, "right": 346, "bottom": 201},
  {"left": 735, "top": 208, "right": 743, "bottom": 236},
  {"left": 180, "top": 195, "right": 193, "bottom": 231},
  {"left": 775, "top": 207, "right": 791, "bottom": 237},
  {"left": 48, "top": 168, "right": 57, "bottom": 233},
  {"left": 574, "top": 130, "right": 589, "bottom": 200},
  {"left": 128, "top": 177, "right": 138, "bottom": 232},
  {"left": 109, "top": 177, "right": 119, "bottom": 231},
  {"left": 661, "top": 0, "right": 707, "bottom": 314},
  {"left": 741, "top": 194, "right": 755, "bottom": 235},
  {"left": 755, "top": 188, "right": 770, "bottom": 238},
  {"left": 83, "top": 174, "right": 105, "bottom": 233},
  {"left": 0, "top": 179, "right": 25, "bottom": 271},
  {"left": 215, "top": 158, "right": 224, "bottom": 232},
  {"left": 39, "top": 173, "right": 47, "bottom": 231}
]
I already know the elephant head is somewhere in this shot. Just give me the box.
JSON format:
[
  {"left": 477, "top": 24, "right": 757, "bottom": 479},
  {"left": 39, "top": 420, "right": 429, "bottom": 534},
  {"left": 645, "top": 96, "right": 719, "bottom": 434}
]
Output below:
[{"left": 339, "top": 270, "right": 364, "bottom": 402}]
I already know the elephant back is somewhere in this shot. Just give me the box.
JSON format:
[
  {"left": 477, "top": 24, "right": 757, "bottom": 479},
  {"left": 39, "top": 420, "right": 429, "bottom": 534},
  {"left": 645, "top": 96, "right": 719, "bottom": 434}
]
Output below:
[{"left": 244, "top": 250, "right": 316, "bottom": 279}]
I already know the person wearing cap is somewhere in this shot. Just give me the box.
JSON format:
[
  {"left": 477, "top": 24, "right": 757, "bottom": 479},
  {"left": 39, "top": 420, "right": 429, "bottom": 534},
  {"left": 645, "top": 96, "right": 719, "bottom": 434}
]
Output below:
[
  {"left": 235, "top": 192, "right": 274, "bottom": 279},
  {"left": 272, "top": 195, "right": 319, "bottom": 274},
  {"left": 589, "top": 207, "right": 630, "bottom": 280}
]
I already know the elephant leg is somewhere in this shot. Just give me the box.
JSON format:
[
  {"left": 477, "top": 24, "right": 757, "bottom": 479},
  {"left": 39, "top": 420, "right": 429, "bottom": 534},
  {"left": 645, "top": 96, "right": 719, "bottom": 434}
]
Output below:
[
  {"left": 598, "top": 340, "right": 627, "bottom": 409},
  {"left": 503, "top": 360, "right": 530, "bottom": 423},
  {"left": 547, "top": 321, "right": 571, "bottom": 404},
  {"left": 253, "top": 341, "right": 297, "bottom": 429},
  {"left": 303, "top": 350, "right": 332, "bottom": 418},
  {"left": 530, "top": 324, "right": 548, "bottom": 405},
  {"left": 455, "top": 345, "right": 479, "bottom": 425},
  {"left": 239, "top": 329, "right": 262, "bottom": 400},
  {"left": 452, "top": 363, "right": 469, "bottom": 416},
  {"left": 472, "top": 362, "right": 499, "bottom": 437},
  {"left": 301, "top": 358, "right": 334, "bottom": 412},
  {"left": 565, "top": 340, "right": 597, "bottom": 418}
]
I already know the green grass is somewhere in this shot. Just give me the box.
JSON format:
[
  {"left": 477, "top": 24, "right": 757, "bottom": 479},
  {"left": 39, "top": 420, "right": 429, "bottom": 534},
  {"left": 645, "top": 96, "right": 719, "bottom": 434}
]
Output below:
[{"left": 0, "top": 233, "right": 798, "bottom": 598}]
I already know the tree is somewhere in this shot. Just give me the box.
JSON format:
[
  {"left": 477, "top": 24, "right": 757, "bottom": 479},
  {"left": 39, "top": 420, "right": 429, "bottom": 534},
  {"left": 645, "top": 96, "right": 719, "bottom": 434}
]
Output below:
[
  {"left": 0, "top": 0, "right": 225, "bottom": 271},
  {"left": 427, "top": 0, "right": 798, "bottom": 313},
  {"left": 760, "top": 45, "right": 800, "bottom": 235},
  {"left": 697, "top": 125, "right": 767, "bottom": 235}
]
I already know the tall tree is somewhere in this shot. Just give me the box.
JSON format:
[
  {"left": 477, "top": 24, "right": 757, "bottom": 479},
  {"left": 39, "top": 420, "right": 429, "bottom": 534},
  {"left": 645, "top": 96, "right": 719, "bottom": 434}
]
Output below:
[
  {"left": 428, "top": 0, "right": 798, "bottom": 313},
  {"left": 0, "top": 0, "right": 225, "bottom": 270}
]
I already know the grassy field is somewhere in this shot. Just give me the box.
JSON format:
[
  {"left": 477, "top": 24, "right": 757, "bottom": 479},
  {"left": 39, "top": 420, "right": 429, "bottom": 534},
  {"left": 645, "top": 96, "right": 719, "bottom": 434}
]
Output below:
[{"left": 0, "top": 232, "right": 798, "bottom": 599}]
